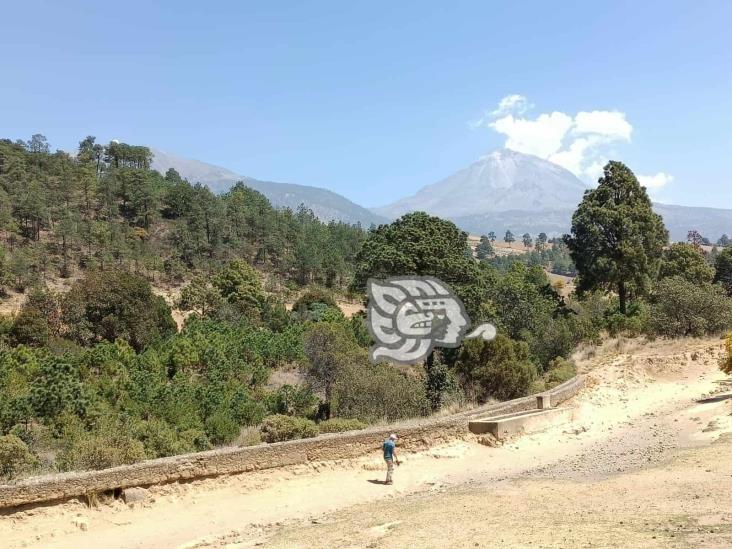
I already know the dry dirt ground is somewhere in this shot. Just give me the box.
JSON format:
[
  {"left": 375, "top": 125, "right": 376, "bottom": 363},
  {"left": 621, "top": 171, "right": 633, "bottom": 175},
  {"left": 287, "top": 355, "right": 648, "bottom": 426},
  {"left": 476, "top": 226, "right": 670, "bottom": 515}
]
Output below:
[
  {"left": 284, "top": 299, "right": 363, "bottom": 318},
  {"left": 545, "top": 272, "right": 575, "bottom": 297},
  {"left": 2, "top": 337, "right": 731, "bottom": 549}
]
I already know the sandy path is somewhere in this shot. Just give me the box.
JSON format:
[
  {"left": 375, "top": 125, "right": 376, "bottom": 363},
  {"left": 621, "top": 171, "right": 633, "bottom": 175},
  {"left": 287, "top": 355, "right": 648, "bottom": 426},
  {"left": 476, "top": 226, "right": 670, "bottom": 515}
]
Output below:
[{"left": 1, "top": 338, "right": 730, "bottom": 548}]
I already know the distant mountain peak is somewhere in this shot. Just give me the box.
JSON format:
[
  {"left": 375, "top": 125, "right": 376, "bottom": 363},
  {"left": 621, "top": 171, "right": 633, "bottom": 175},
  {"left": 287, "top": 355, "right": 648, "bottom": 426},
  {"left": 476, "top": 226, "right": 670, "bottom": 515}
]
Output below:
[
  {"left": 371, "top": 149, "right": 732, "bottom": 240},
  {"left": 373, "top": 148, "right": 588, "bottom": 219},
  {"left": 149, "top": 148, "right": 241, "bottom": 192},
  {"left": 149, "top": 148, "right": 387, "bottom": 227},
  {"left": 147, "top": 146, "right": 732, "bottom": 241},
  {"left": 479, "top": 148, "right": 529, "bottom": 161}
]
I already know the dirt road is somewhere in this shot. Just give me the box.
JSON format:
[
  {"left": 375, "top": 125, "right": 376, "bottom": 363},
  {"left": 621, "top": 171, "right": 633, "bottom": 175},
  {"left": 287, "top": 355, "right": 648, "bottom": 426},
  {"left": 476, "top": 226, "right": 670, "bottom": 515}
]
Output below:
[{"left": 2, "top": 337, "right": 731, "bottom": 548}]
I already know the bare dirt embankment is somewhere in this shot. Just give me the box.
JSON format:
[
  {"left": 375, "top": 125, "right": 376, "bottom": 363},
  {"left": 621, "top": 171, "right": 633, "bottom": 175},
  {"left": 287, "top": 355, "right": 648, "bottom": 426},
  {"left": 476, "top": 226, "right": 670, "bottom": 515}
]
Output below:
[{"left": 1, "top": 337, "right": 731, "bottom": 548}]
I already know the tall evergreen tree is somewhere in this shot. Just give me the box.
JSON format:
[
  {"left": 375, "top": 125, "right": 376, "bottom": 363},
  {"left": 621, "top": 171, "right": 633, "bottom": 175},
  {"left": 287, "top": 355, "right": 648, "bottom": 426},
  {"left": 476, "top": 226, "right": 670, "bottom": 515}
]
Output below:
[{"left": 565, "top": 161, "right": 668, "bottom": 314}]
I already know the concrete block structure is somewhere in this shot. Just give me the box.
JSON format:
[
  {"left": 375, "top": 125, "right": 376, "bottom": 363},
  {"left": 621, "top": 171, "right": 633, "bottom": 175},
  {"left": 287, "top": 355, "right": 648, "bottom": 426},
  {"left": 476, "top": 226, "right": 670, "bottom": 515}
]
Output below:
[
  {"left": 468, "top": 407, "right": 574, "bottom": 439},
  {"left": 536, "top": 393, "right": 552, "bottom": 409}
]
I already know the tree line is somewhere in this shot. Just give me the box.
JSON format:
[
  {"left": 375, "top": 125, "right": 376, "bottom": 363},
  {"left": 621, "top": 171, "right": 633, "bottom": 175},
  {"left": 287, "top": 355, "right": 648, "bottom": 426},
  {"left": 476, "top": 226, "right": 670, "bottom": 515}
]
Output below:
[{"left": 0, "top": 135, "right": 364, "bottom": 293}]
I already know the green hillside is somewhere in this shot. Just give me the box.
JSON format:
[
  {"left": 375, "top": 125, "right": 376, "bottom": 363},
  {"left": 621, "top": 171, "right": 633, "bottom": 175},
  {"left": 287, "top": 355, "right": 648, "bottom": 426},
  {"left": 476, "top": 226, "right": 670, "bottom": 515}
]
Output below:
[{"left": 1, "top": 140, "right": 731, "bottom": 481}]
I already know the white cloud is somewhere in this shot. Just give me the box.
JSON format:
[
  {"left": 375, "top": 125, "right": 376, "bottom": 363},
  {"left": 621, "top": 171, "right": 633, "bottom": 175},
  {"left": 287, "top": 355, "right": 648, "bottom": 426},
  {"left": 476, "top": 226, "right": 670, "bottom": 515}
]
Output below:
[
  {"left": 573, "top": 111, "right": 632, "bottom": 140},
  {"left": 492, "top": 94, "right": 532, "bottom": 116},
  {"left": 469, "top": 93, "right": 533, "bottom": 129},
  {"left": 548, "top": 136, "right": 602, "bottom": 176},
  {"left": 490, "top": 112, "right": 573, "bottom": 158},
  {"left": 584, "top": 159, "right": 607, "bottom": 181},
  {"left": 489, "top": 105, "right": 624, "bottom": 177},
  {"left": 476, "top": 95, "right": 669, "bottom": 185},
  {"left": 637, "top": 172, "right": 674, "bottom": 189}
]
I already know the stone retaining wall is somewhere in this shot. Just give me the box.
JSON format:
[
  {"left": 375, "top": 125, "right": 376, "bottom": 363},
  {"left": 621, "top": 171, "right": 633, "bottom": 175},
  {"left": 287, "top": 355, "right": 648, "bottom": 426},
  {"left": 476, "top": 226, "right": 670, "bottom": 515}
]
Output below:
[{"left": 0, "top": 375, "right": 584, "bottom": 510}]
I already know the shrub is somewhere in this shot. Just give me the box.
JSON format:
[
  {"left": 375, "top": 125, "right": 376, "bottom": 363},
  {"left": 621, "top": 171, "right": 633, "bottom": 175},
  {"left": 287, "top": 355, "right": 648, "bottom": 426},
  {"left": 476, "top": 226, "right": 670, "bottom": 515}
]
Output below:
[
  {"left": 163, "top": 258, "right": 186, "bottom": 282},
  {"left": 0, "top": 434, "right": 36, "bottom": 480},
  {"left": 528, "top": 378, "right": 547, "bottom": 394},
  {"left": 266, "top": 384, "right": 318, "bottom": 418},
  {"left": 715, "top": 247, "right": 732, "bottom": 295},
  {"left": 650, "top": 276, "right": 732, "bottom": 337},
  {"left": 8, "top": 424, "right": 33, "bottom": 445},
  {"left": 259, "top": 414, "right": 319, "bottom": 443},
  {"left": 528, "top": 315, "right": 580, "bottom": 371},
  {"left": 425, "top": 351, "right": 460, "bottom": 410},
  {"left": 11, "top": 302, "right": 53, "bottom": 347},
  {"left": 292, "top": 286, "right": 338, "bottom": 312},
  {"left": 56, "top": 431, "right": 146, "bottom": 472},
  {"left": 348, "top": 313, "right": 371, "bottom": 348},
  {"left": 213, "top": 260, "right": 265, "bottom": 317},
  {"left": 204, "top": 411, "right": 241, "bottom": 445},
  {"left": 261, "top": 296, "right": 291, "bottom": 332},
  {"left": 605, "top": 301, "right": 651, "bottom": 337},
  {"left": 229, "top": 390, "right": 268, "bottom": 426},
  {"left": 61, "top": 270, "right": 177, "bottom": 351},
  {"left": 454, "top": 335, "right": 538, "bottom": 402},
  {"left": 29, "top": 356, "right": 87, "bottom": 420},
  {"left": 293, "top": 302, "right": 344, "bottom": 323},
  {"left": 303, "top": 322, "right": 363, "bottom": 418},
  {"left": 133, "top": 418, "right": 201, "bottom": 459},
  {"left": 333, "top": 361, "right": 430, "bottom": 422},
  {"left": 179, "top": 428, "right": 213, "bottom": 452},
  {"left": 317, "top": 418, "right": 367, "bottom": 433},
  {"left": 570, "top": 292, "right": 610, "bottom": 344},
  {"left": 721, "top": 332, "right": 732, "bottom": 375},
  {"left": 9, "top": 422, "right": 53, "bottom": 452},
  {"left": 659, "top": 243, "right": 715, "bottom": 284},
  {"left": 543, "top": 357, "right": 577, "bottom": 388},
  {"left": 0, "top": 315, "right": 13, "bottom": 345}
]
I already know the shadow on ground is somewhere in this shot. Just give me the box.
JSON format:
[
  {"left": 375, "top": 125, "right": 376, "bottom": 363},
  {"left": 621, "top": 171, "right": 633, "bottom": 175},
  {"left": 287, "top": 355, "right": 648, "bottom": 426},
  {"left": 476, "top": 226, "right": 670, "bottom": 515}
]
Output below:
[{"left": 697, "top": 393, "right": 732, "bottom": 404}]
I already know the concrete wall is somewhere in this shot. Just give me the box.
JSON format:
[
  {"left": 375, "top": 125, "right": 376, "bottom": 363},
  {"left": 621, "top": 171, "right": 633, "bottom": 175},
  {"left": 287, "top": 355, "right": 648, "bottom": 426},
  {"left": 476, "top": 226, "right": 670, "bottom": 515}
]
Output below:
[
  {"left": 469, "top": 407, "right": 575, "bottom": 438},
  {"left": 0, "top": 375, "right": 583, "bottom": 510}
]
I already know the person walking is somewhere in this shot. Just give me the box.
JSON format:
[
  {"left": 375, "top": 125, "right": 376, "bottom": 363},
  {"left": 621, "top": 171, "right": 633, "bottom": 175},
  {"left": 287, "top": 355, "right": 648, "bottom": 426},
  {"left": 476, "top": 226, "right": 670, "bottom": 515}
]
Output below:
[{"left": 383, "top": 433, "right": 400, "bottom": 484}]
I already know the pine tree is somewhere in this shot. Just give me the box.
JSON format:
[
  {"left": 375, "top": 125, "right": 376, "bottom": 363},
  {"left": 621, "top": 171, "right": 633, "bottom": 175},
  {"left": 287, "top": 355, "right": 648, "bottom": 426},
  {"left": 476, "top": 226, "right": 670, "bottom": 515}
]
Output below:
[{"left": 565, "top": 161, "right": 668, "bottom": 314}]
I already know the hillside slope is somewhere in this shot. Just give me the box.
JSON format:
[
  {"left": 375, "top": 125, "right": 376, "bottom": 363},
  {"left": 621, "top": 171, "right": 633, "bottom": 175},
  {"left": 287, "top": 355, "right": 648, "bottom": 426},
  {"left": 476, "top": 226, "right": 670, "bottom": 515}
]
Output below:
[{"left": 150, "top": 148, "right": 387, "bottom": 226}]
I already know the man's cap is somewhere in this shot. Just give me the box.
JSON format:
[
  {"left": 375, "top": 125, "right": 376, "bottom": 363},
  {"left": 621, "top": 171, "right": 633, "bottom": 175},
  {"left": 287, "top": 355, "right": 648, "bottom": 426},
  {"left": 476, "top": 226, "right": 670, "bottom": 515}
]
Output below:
[{"left": 389, "top": 433, "right": 398, "bottom": 440}]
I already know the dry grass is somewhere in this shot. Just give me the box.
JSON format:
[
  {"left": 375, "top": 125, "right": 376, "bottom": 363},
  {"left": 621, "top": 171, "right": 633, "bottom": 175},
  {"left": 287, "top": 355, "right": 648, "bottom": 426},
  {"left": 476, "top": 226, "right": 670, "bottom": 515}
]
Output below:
[
  {"left": 266, "top": 367, "right": 306, "bottom": 390},
  {"left": 236, "top": 426, "right": 262, "bottom": 447},
  {"left": 572, "top": 334, "right": 727, "bottom": 378},
  {"left": 467, "top": 234, "right": 560, "bottom": 255}
]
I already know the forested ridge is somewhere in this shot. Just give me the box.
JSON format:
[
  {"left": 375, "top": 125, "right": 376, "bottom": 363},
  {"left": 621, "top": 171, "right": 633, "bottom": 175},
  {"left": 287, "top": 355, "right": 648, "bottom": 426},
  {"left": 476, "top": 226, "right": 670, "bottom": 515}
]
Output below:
[
  {"left": 1, "top": 136, "right": 732, "bottom": 482},
  {"left": 0, "top": 135, "right": 364, "bottom": 292}
]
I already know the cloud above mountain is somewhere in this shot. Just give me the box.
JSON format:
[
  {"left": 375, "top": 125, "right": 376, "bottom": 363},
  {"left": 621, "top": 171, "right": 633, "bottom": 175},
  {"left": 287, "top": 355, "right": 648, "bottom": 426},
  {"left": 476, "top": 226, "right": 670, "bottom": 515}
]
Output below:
[
  {"left": 472, "top": 95, "right": 671, "bottom": 194},
  {"left": 489, "top": 94, "right": 533, "bottom": 117},
  {"left": 637, "top": 172, "right": 674, "bottom": 189}
]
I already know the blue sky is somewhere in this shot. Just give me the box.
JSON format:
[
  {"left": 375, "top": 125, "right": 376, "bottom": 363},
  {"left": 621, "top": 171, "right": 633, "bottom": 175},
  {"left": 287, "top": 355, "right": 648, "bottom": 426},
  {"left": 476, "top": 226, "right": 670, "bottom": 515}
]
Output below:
[{"left": 2, "top": 1, "right": 731, "bottom": 208}]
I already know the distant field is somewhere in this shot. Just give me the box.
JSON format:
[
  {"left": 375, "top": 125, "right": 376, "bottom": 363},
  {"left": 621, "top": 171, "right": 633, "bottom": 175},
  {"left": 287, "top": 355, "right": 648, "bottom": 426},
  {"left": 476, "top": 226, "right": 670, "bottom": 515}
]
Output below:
[
  {"left": 467, "top": 235, "right": 556, "bottom": 256},
  {"left": 546, "top": 272, "right": 575, "bottom": 297},
  {"left": 467, "top": 235, "right": 576, "bottom": 296}
]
